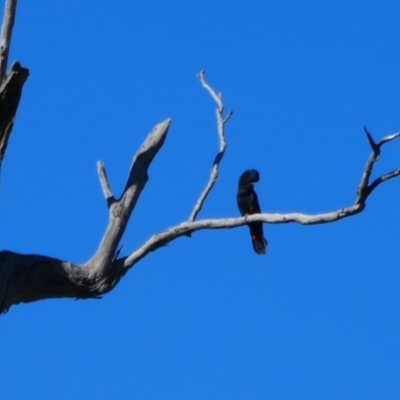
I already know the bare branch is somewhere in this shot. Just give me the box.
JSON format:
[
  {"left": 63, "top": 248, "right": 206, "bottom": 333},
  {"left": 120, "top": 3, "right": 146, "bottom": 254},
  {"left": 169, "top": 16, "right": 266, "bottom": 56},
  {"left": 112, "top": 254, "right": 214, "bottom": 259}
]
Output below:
[
  {"left": 0, "top": 43, "right": 397, "bottom": 315},
  {"left": 0, "top": 250, "right": 118, "bottom": 315},
  {"left": 188, "top": 71, "right": 232, "bottom": 222},
  {"left": 89, "top": 118, "right": 171, "bottom": 271},
  {"left": 356, "top": 129, "right": 400, "bottom": 204},
  {"left": 196, "top": 70, "right": 222, "bottom": 107},
  {"left": 367, "top": 167, "right": 400, "bottom": 196},
  {"left": 223, "top": 110, "right": 233, "bottom": 124},
  {"left": 364, "top": 125, "right": 379, "bottom": 153},
  {"left": 122, "top": 204, "right": 362, "bottom": 269},
  {"left": 0, "top": 2, "right": 28, "bottom": 173},
  {"left": 0, "top": 119, "right": 171, "bottom": 314},
  {"left": 123, "top": 127, "right": 400, "bottom": 269},
  {"left": 356, "top": 127, "right": 380, "bottom": 202},
  {"left": 379, "top": 131, "right": 400, "bottom": 145},
  {"left": 97, "top": 161, "right": 115, "bottom": 207},
  {"left": 0, "top": 61, "right": 29, "bottom": 169},
  {"left": 0, "top": 0, "right": 17, "bottom": 83},
  {"left": 2, "top": 118, "right": 399, "bottom": 314}
]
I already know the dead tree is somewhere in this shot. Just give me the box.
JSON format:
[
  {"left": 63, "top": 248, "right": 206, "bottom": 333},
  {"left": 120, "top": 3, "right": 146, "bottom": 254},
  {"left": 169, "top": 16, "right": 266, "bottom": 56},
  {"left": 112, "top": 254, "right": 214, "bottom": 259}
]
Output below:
[{"left": 0, "top": 1, "right": 399, "bottom": 315}]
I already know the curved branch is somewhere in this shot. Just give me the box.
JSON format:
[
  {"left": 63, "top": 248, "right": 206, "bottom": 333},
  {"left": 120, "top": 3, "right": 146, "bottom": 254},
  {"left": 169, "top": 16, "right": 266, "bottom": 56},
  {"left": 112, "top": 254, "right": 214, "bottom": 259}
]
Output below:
[
  {"left": 188, "top": 71, "right": 232, "bottom": 222},
  {"left": 367, "top": 167, "right": 400, "bottom": 196},
  {"left": 0, "top": 59, "right": 398, "bottom": 315},
  {"left": 1, "top": 124, "right": 398, "bottom": 314},
  {"left": 121, "top": 204, "right": 361, "bottom": 269},
  {"left": 122, "top": 128, "right": 400, "bottom": 269}
]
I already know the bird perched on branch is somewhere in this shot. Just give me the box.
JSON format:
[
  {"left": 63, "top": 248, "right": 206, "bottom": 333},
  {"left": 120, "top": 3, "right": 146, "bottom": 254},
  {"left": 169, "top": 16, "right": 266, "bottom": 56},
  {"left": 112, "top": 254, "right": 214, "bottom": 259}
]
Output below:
[{"left": 236, "top": 169, "right": 267, "bottom": 255}]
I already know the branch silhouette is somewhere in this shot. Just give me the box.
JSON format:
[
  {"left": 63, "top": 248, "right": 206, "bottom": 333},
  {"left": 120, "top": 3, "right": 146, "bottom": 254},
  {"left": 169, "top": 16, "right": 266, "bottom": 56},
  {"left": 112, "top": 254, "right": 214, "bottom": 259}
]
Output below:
[{"left": 0, "top": 1, "right": 398, "bottom": 314}]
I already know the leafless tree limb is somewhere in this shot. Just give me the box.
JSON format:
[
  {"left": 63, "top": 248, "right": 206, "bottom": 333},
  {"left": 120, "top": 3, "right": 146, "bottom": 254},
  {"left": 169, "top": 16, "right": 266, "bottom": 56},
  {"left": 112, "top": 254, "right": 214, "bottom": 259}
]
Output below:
[
  {"left": 0, "top": 119, "right": 171, "bottom": 314},
  {"left": 356, "top": 127, "right": 400, "bottom": 204},
  {"left": 380, "top": 131, "right": 400, "bottom": 145},
  {"left": 0, "top": 0, "right": 16, "bottom": 83},
  {"left": 121, "top": 206, "right": 358, "bottom": 268},
  {"left": 1, "top": 120, "right": 399, "bottom": 314},
  {"left": 0, "top": 0, "right": 28, "bottom": 172},
  {"left": 188, "top": 71, "right": 232, "bottom": 222},
  {"left": 97, "top": 161, "right": 115, "bottom": 207},
  {"left": 0, "top": 61, "right": 28, "bottom": 169},
  {"left": 120, "top": 128, "right": 400, "bottom": 270},
  {"left": 368, "top": 167, "right": 400, "bottom": 196},
  {"left": 88, "top": 118, "right": 171, "bottom": 273}
]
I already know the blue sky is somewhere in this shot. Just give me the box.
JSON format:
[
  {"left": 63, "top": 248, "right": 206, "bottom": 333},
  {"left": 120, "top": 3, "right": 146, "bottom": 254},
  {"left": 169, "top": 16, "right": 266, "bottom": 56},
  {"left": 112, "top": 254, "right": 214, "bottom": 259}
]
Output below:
[{"left": 1, "top": 0, "right": 400, "bottom": 398}]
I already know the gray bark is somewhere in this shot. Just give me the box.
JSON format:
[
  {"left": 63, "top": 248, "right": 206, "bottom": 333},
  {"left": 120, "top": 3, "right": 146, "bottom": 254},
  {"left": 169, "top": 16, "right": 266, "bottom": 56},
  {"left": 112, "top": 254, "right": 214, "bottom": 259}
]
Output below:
[{"left": 0, "top": 61, "right": 29, "bottom": 168}]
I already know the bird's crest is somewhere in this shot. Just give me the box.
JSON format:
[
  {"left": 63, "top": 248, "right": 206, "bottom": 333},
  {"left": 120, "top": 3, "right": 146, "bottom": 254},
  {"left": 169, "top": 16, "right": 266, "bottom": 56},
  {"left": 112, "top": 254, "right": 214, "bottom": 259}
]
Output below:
[{"left": 238, "top": 169, "right": 260, "bottom": 188}]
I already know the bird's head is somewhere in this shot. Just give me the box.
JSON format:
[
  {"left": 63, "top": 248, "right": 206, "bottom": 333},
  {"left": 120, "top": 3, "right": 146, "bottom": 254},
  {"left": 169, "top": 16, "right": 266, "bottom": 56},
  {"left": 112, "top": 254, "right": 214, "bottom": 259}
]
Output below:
[{"left": 238, "top": 169, "right": 260, "bottom": 188}]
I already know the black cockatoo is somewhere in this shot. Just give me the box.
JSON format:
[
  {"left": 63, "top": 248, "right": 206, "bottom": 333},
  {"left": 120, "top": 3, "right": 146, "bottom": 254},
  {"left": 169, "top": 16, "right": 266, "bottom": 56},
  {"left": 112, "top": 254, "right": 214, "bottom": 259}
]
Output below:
[{"left": 236, "top": 169, "right": 267, "bottom": 255}]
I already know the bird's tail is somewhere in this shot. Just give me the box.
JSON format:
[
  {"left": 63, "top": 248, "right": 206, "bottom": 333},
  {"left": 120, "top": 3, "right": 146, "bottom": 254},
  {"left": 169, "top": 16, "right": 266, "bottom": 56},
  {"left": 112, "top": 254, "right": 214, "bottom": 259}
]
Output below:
[{"left": 249, "top": 223, "right": 267, "bottom": 255}]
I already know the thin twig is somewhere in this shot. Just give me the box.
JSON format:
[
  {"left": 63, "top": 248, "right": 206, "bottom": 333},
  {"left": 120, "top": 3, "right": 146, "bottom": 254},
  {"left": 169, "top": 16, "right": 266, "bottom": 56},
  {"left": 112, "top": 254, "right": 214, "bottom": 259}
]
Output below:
[
  {"left": 367, "top": 167, "right": 400, "bottom": 196},
  {"left": 0, "top": 0, "right": 17, "bottom": 82},
  {"left": 197, "top": 70, "right": 222, "bottom": 107},
  {"left": 188, "top": 71, "right": 232, "bottom": 222},
  {"left": 97, "top": 161, "right": 115, "bottom": 206},
  {"left": 364, "top": 125, "right": 379, "bottom": 153},
  {"left": 379, "top": 131, "right": 400, "bottom": 145}
]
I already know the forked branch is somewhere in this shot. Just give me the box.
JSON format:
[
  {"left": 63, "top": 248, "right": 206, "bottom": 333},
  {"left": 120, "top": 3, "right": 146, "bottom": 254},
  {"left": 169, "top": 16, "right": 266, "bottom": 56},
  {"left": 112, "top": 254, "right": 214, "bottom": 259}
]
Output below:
[
  {"left": 120, "top": 127, "right": 399, "bottom": 269},
  {"left": 1, "top": 70, "right": 399, "bottom": 315},
  {"left": 0, "top": 119, "right": 172, "bottom": 314},
  {"left": 356, "top": 127, "right": 400, "bottom": 203}
]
